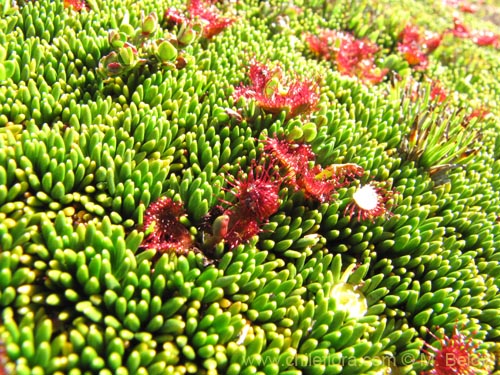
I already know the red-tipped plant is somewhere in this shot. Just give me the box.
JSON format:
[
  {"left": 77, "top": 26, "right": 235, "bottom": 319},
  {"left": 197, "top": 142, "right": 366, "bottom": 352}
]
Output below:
[
  {"left": 398, "top": 24, "right": 443, "bottom": 71},
  {"left": 450, "top": 18, "right": 499, "bottom": 47},
  {"left": 164, "top": 8, "right": 189, "bottom": 26},
  {"left": 306, "top": 29, "right": 387, "bottom": 84},
  {"left": 142, "top": 197, "right": 193, "bottom": 254},
  {"left": 209, "top": 161, "right": 282, "bottom": 249},
  {"left": 467, "top": 107, "right": 490, "bottom": 121},
  {"left": 471, "top": 30, "right": 499, "bottom": 47},
  {"left": 459, "top": 1, "right": 479, "bottom": 13},
  {"left": 451, "top": 18, "right": 471, "bottom": 38},
  {"left": 221, "top": 211, "right": 261, "bottom": 250},
  {"left": 225, "top": 162, "right": 282, "bottom": 223},
  {"left": 189, "top": 0, "right": 234, "bottom": 39},
  {"left": 233, "top": 61, "right": 320, "bottom": 119},
  {"left": 323, "top": 163, "right": 365, "bottom": 187},
  {"left": 422, "top": 326, "right": 481, "bottom": 375},
  {"left": 164, "top": 0, "right": 234, "bottom": 39},
  {"left": 201, "top": 206, "right": 260, "bottom": 250},
  {"left": 296, "top": 165, "right": 339, "bottom": 203},
  {"left": 296, "top": 163, "right": 364, "bottom": 202},
  {"left": 345, "top": 182, "right": 395, "bottom": 222},
  {"left": 64, "top": 0, "right": 89, "bottom": 11},
  {"left": 264, "top": 136, "right": 315, "bottom": 182},
  {"left": 429, "top": 80, "right": 448, "bottom": 103},
  {"left": 265, "top": 136, "right": 364, "bottom": 203},
  {"left": 306, "top": 29, "right": 338, "bottom": 60},
  {"left": 443, "top": 0, "right": 479, "bottom": 13},
  {"left": 336, "top": 36, "right": 386, "bottom": 84}
]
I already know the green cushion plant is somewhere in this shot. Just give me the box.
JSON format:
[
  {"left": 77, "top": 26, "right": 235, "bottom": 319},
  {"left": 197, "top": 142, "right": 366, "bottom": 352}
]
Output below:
[{"left": 0, "top": 0, "right": 499, "bottom": 374}]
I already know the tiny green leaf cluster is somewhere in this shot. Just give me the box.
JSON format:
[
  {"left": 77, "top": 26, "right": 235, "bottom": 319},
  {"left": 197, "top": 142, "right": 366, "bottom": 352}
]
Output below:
[{"left": 98, "top": 11, "right": 190, "bottom": 79}]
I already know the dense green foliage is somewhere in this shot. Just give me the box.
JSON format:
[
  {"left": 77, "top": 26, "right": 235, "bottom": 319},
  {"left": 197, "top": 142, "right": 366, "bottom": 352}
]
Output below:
[{"left": 0, "top": 0, "right": 499, "bottom": 374}]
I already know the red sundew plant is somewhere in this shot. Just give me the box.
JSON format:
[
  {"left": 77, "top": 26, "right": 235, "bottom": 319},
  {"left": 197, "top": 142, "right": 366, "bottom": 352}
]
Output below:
[
  {"left": 164, "top": 0, "right": 234, "bottom": 39},
  {"left": 200, "top": 207, "right": 259, "bottom": 250},
  {"left": 306, "top": 29, "right": 338, "bottom": 60},
  {"left": 443, "top": 0, "right": 479, "bottom": 13},
  {"left": 0, "top": 340, "right": 7, "bottom": 375},
  {"left": 429, "top": 81, "right": 448, "bottom": 103},
  {"left": 141, "top": 197, "right": 193, "bottom": 254},
  {"left": 297, "top": 163, "right": 365, "bottom": 202},
  {"left": 407, "top": 80, "right": 449, "bottom": 103},
  {"left": 64, "top": 0, "right": 89, "bottom": 11},
  {"left": 471, "top": 31, "right": 499, "bottom": 47},
  {"left": 306, "top": 29, "right": 387, "bottom": 84},
  {"left": 450, "top": 18, "right": 471, "bottom": 39},
  {"left": 265, "top": 136, "right": 364, "bottom": 202},
  {"left": 233, "top": 61, "right": 320, "bottom": 119},
  {"left": 407, "top": 79, "right": 448, "bottom": 103},
  {"left": 467, "top": 107, "right": 490, "bottom": 121},
  {"left": 225, "top": 162, "right": 282, "bottom": 223},
  {"left": 264, "top": 136, "right": 315, "bottom": 182},
  {"left": 164, "top": 8, "right": 189, "bottom": 26},
  {"left": 335, "top": 37, "right": 387, "bottom": 84},
  {"left": 221, "top": 211, "right": 261, "bottom": 250},
  {"left": 450, "top": 18, "right": 499, "bottom": 47},
  {"left": 345, "top": 182, "right": 395, "bottom": 222},
  {"left": 296, "top": 165, "right": 339, "bottom": 203},
  {"left": 189, "top": 0, "right": 234, "bottom": 39},
  {"left": 264, "top": 136, "right": 316, "bottom": 186},
  {"left": 398, "top": 24, "right": 443, "bottom": 70},
  {"left": 211, "top": 161, "right": 282, "bottom": 249},
  {"left": 458, "top": 2, "right": 478, "bottom": 13},
  {"left": 323, "top": 163, "right": 365, "bottom": 187},
  {"left": 422, "top": 326, "right": 481, "bottom": 375}
]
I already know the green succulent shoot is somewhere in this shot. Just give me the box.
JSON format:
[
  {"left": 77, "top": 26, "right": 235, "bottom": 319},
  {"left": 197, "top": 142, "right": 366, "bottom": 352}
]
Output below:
[
  {"left": 141, "top": 11, "right": 158, "bottom": 37},
  {"left": 97, "top": 51, "right": 123, "bottom": 78},
  {"left": 117, "top": 43, "right": 138, "bottom": 67},
  {"left": 98, "top": 11, "right": 184, "bottom": 80},
  {"left": 118, "top": 12, "right": 136, "bottom": 38},
  {"left": 155, "top": 39, "right": 178, "bottom": 65},
  {"left": 397, "top": 79, "right": 483, "bottom": 181},
  {"left": 0, "top": 44, "right": 16, "bottom": 81},
  {"left": 108, "top": 30, "right": 128, "bottom": 49},
  {"left": 177, "top": 21, "right": 203, "bottom": 47}
]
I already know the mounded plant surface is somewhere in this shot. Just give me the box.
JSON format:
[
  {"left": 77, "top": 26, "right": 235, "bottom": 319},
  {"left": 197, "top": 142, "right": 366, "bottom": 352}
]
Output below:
[{"left": 0, "top": 0, "right": 500, "bottom": 374}]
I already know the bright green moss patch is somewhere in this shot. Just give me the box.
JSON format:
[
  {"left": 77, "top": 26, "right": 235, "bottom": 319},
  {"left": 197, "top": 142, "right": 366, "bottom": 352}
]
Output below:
[{"left": 1, "top": 0, "right": 500, "bottom": 374}]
